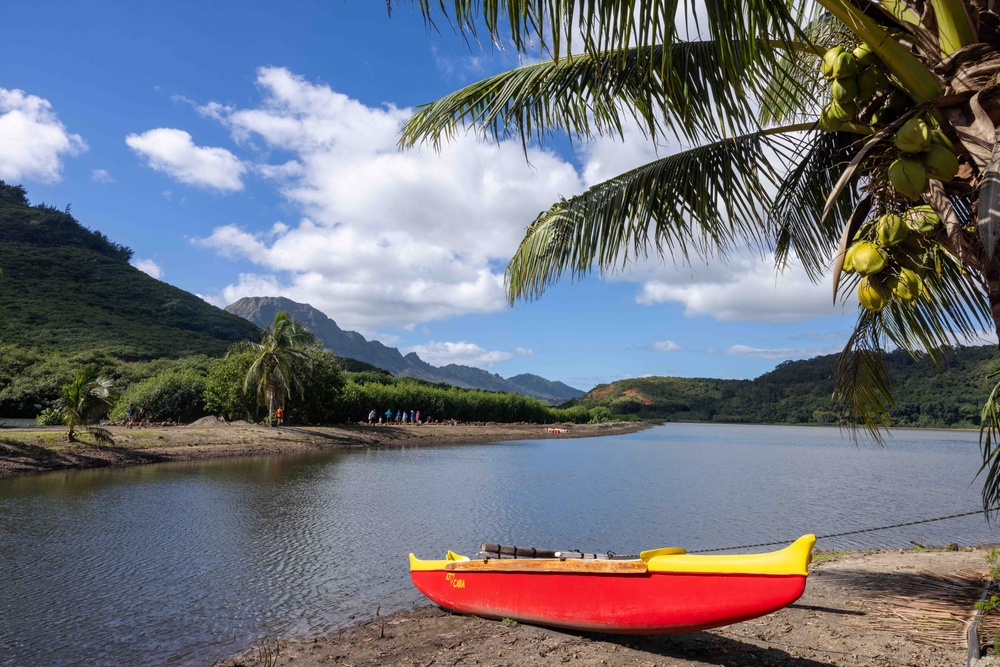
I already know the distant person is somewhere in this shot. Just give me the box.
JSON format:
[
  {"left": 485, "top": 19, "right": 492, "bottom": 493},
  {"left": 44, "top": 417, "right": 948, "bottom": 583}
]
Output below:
[
  {"left": 275, "top": 406, "right": 284, "bottom": 426},
  {"left": 385, "top": 409, "right": 393, "bottom": 424},
  {"left": 368, "top": 409, "right": 376, "bottom": 425},
  {"left": 138, "top": 406, "right": 146, "bottom": 427},
  {"left": 415, "top": 410, "right": 421, "bottom": 424},
  {"left": 409, "top": 410, "right": 415, "bottom": 424},
  {"left": 126, "top": 404, "right": 135, "bottom": 429},
  {"left": 402, "top": 411, "right": 408, "bottom": 424},
  {"left": 396, "top": 410, "right": 402, "bottom": 423}
]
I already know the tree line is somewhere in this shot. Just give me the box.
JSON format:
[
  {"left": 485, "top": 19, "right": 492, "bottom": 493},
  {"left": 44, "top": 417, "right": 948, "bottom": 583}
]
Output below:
[{"left": 4, "top": 313, "right": 612, "bottom": 436}]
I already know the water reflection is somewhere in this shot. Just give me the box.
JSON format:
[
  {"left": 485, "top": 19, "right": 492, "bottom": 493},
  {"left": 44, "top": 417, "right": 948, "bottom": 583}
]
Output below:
[{"left": 0, "top": 424, "right": 996, "bottom": 667}]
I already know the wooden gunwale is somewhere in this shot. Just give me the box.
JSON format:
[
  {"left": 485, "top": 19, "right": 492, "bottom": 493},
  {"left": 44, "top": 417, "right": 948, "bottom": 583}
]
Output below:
[{"left": 444, "top": 559, "right": 648, "bottom": 574}]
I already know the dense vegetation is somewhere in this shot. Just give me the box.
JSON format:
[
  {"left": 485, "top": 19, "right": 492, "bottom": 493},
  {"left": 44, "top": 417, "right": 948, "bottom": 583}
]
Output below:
[
  {"left": 0, "top": 343, "right": 607, "bottom": 425},
  {"left": 569, "top": 345, "right": 1000, "bottom": 428},
  {"left": 0, "top": 181, "right": 260, "bottom": 358}
]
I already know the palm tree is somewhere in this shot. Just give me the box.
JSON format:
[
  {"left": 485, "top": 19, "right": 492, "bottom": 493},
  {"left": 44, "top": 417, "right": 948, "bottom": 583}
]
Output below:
[
  {"left": 230, "top": 312, "right": 315, "bottom": 425},
  {"left": 62, "top": 369, "right": 116, "bottom": 443},
  {"left": 396, "top": 1, "right": 1000, "bottom": 505}
]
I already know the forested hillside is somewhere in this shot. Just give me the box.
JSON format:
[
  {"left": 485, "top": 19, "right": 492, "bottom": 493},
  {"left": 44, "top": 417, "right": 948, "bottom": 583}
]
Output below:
[
  {"left": 0, "top": 182, "right": 259, "bottom": 359},
  {"left": 568, "top": 345, "right": 1000, "bottom": 428}
]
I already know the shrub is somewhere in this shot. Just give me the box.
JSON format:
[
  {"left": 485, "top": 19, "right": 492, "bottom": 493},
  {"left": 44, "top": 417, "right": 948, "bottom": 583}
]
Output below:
[
  {"left": 110, "top": 370, "right": 207, "bottom": 423},
  {"left": 34, "top": 407, "right": 63, "bottom": 426}
]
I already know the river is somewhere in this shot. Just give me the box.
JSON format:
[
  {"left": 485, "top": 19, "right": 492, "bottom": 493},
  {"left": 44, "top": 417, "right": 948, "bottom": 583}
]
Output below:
[{"left": 0, "top": 423, "right": 996, "bottom": 666}]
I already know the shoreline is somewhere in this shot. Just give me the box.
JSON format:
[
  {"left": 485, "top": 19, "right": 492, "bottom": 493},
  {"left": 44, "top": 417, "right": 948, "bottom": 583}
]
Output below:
[
  {"left": 0, "top": 420, "right": 652, "bottom": 478},
  {"left": 213, "top": 546, "right": 999, "bottom": 667}
]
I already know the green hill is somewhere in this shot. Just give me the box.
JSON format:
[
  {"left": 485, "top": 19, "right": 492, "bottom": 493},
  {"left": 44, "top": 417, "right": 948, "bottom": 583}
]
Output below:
[
  {"left": 0, "top": 181, "right": 260, "bottom": 359},
  {"left": 568, "top": 345, "right": 1000, "bottom": 428}
]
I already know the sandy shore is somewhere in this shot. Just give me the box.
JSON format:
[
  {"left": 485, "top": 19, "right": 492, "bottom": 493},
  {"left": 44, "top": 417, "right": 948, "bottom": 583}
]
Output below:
[
  {"left": 0, "top": 420, "right": 650, "bottom": 477},
  {"left": 214, "top": 547, "right": 1000, "bottom": 667}
]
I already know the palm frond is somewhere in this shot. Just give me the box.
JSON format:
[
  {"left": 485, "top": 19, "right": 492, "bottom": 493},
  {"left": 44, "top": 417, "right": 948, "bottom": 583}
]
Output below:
[
  {"left": 834, "top": 309, "right": 895, "bottom": 441},
  {"left": 757, "top": 14, "right": 849, "bottom": 126},
  {"left": 396, "top": 0, "right": 810, "bottom": 64},
  {"left": 505, "top": 125, "right": 814, "bottom": 302},
  {"left": 401, "top": 39, "right": 804, "bottom": 152},
  {"left": 980, "top": 371, "right": 1000, "bottom": 508},
  {"left": 771, "top": 129, "right": 862, "bottom": 280}
]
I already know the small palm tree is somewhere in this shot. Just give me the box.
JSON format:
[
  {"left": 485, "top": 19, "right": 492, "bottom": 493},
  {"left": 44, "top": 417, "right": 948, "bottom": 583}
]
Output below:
[
  {"left": 62, "top": 369, "right": 116, "bottom": 443},
  {"left": 230, "top": 312, "right": 315, "bottom": 425}
]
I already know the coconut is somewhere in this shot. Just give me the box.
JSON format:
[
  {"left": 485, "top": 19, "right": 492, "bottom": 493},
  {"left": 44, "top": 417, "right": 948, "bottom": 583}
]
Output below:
[
  {"left": 902, "top": 205, "right": 940, "bottom": 234},
  {"left": 922, "top": 144, "right": 959, "bottom": 181},
  {"left": 876, "top": 213, "right": 908, "bottom": 246},
  {"left": 858, "top": 277, "right": 889, "bottom": 311},
  {"left": 853, "top": 42, "right": 877, "bottom": 67},
  {"left": 821, "top": 46, "right": 845, "bottom": 77},
  {"left": 843, "top": 243, "right": 860, "bottom": 272},
  {"left": 831, "top": 77, "right": 857, "bottom": 103},
  {"left": 832, "top": 51, "right": 858, "bottom": 78},
  {"left": 895, "top": 249, "right": 930, "bottom": 278},
  {"left": 851, "top": 241, "right": 888, "bottom": 276},
  {"left": 819, "top": 105, "right": 844, "bottom": 132},
  {"left": 928, "top": 129, "right": 954, "bottom": 151},
  {"left": 888, "top": 158, "right": 928, "bottom": 200},
  {"left": 894, "top": 117, "right": 931, "bottom": 153},
  {"left": 827, "top": 100, "right": 856, "bottom": 122},
  {"left": 888, "top": 268, "right": 922, "bottom": 302},
  {"left": 856, "top": 67, "right": 888, "bottom": 101}
]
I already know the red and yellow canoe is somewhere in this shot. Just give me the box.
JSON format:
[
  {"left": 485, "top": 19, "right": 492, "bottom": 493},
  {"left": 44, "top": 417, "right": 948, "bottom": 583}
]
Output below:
[{"left": 409, "top": 534, "right": 815, "bottom": 634}]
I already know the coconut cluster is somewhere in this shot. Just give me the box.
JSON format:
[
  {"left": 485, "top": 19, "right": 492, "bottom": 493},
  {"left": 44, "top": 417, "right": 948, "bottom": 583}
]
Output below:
[
  {"left": 817, "top": 44, "right": 960, "bottom": 200},
  {"left": 818, "top": 43, "right": 896, "bottom": 132},
  {"left": 843, "top": 205, "right": 941, "bottom": 310}
]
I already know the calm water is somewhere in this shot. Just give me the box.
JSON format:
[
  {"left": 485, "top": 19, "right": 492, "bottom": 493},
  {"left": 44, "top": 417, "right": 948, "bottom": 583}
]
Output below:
[{"left": 1, "top": 423, "right": 997, "bottom": 666}]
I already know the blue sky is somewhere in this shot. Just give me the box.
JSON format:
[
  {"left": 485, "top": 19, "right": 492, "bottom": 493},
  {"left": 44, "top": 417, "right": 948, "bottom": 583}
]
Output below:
[{"left": 2, "top": 1, "right": 868, "bottom": 390}]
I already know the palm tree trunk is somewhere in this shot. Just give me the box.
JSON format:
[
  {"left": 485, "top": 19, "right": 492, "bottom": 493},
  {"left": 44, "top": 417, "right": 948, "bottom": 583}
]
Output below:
[
  {"left": 268, "top": 392, "right": 275, "bottom": 427},
  {"left": 986, "top": 264, "right": 1000, "bottom": 347}
]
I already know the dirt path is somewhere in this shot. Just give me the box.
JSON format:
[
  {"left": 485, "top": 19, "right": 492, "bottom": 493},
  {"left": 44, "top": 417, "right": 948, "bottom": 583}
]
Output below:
[
  {"left": 0, "top": 420, "right": 649, "bottom": 477},
  {"left": 216, "top": 548, "right": 998, "bottom": 667}
]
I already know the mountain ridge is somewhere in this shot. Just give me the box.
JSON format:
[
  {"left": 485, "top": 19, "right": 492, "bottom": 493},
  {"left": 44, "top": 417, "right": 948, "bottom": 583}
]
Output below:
[
  {"left": 0, "top": 181, "right": 260, "bottom": 359},
  {"left": 224, "top": 296, "right": 584, "bottom": 403}
]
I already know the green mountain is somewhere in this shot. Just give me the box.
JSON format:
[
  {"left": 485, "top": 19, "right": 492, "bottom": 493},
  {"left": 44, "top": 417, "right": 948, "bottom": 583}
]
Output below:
[
  {"left": 0, "top": 182, "right": 260, "bottom": 359},
  {"left": 569, "top": 345, "right": 1000, "bottom": 428}
]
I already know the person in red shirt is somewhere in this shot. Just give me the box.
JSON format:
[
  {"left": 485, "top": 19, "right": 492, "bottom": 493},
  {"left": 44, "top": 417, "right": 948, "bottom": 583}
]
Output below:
[{"left": 275, "top": 406, "right": 284, "bottom": 426}]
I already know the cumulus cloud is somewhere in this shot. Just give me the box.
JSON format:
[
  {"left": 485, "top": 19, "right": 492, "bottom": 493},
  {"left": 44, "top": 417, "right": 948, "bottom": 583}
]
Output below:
[
  {"left": 0, "top": 88, "right": 86, "bottom": 183},
  {"left": 633, "top": 254, "right": 848, "bottom": 323},
  {"left": 195, "top": 66, "right": 582, "bottom": 332},
  {"left": 651, "top": 340, "right": 681, "bottom": 352},
  {"left": 126, "top": 128, "right": 246, "bottom": 192},
  {"left": 407, "top": 341, "right": 531, "bottom": 367},
  {"left": 132, "top": 258, "right": 163, "bottom": 279}
]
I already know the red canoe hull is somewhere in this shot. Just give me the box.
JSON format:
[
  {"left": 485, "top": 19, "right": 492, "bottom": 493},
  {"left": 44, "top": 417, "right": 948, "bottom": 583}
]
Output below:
[{"left": 410, "top": 569, "right": 807, "bottom": 634}]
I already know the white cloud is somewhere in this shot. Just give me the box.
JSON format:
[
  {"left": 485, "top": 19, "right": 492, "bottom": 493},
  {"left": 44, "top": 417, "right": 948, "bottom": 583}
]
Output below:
[
  {"left": 0, "top": 88, "right": 86, "bottom": 183},
  {"left": 182, "top": 66, "right": 853, "bottom": 338},
  {"left": 634, "top": 254, "right": 849, "bottom": 323},
  {"left": 723, "top": 344, "right": 843, "bottom": 360},
  {"left": 91, "top": 168, "right": 114, "bottom": 183},
  {"left": 195, "top": 66, "right": 582, "bottom": 332},
  {"left": 652, "top": 340, "right": 681, "bottom": 352},
  {"left": 126, "top": 128, "right": 246, "bottom": 192},
  {"left": 132, "top": 258, "right": 163, "bottom": 279},
  {"left": 407, "top": 341, "right": 529, "bottom": 367}
]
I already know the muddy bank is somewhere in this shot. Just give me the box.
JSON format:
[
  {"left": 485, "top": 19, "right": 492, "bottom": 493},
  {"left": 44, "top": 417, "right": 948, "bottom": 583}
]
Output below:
[
  {"left": 0, "top": 420, "right": 650, "bottom": 477},
  {"left": 215, "top": 547, "right": 999, "bottom": 667}
]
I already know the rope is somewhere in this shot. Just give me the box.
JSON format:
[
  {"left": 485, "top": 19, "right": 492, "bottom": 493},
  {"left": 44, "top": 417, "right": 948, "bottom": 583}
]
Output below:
[{"left": 687, "top": 507, "right": 997, "bottom": 553}]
